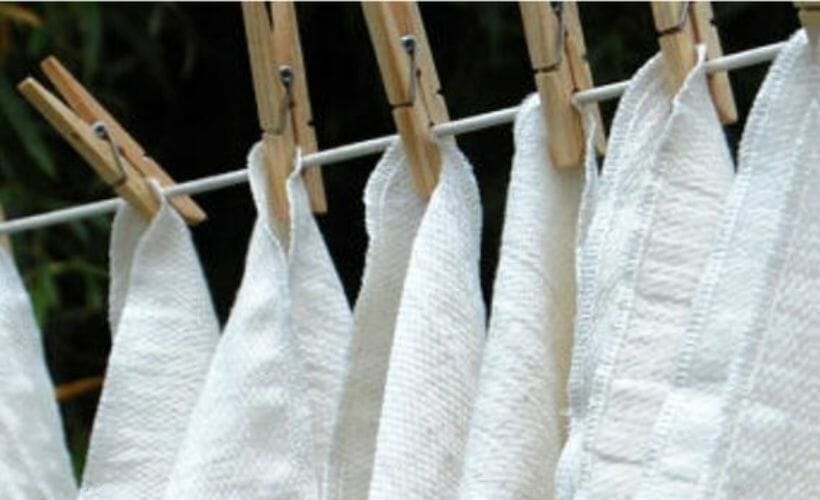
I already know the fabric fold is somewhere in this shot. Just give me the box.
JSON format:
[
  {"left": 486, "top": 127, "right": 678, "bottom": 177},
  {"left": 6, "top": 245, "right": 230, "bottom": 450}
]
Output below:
[
  {"left": 576, "top": 46, "right": 735, "bottom": 499},
  {"left": 79, "top": 185, "right": 220, "bottom": 499},
  {"left": 328, "top": 141, "right": 427, "bottom": 500},
  {"left": 556, "top": 51, "right": 672, "bottom": 498},
  {"left": 635, "top": 30, "right": 820, "bottom": 500},
  {"left": 0, "top": 248, "right": 77, "bottom": 499},
  {"left": 163, "top": 144, "right": 352, "bottom": 498},
  {"left": 368, "top": 141, "right": 485, "bottom": 500},
  {"left": 458, "top": 93, "right": 583, "bottom": 499}
]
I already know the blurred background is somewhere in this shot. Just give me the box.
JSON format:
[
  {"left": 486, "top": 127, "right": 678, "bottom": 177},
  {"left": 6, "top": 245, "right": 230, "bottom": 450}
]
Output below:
[{"left": 0, "top": 2, "right": 800, "bottom": 476}]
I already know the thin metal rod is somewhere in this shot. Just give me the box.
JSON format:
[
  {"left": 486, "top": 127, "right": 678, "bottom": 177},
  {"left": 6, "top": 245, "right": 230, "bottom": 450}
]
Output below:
[{"left": 0, "top": 40, "right": 786, "bottom": 236}]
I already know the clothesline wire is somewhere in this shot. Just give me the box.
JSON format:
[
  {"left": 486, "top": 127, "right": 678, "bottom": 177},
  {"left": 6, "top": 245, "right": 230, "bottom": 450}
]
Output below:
[{"left": 0, "top": 41, "right": 785, "bottom": 236}]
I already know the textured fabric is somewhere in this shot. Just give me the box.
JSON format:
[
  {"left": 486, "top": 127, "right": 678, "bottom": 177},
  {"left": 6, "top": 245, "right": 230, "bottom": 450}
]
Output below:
[
  {"left": 327, "top": 141, "right": 427, "bottom": 500},
  {"left": 164, "top": 144, "right": 351, "bottom": 498},
  {"left": 0, "top": 248, "right": 77, "bottom": 499},
  {"left": 576, "top": 47, "right": 735, "bottom": 500},
  {"left": 555, "top": 52, "right": 671, "bottom": 498},
  {"left": 287, "top": 158, "right": 354, "bottom": 489},
  {"left": 368, "top": 141, "right": 485, "bottom": 500},
  {"left": 458, "top": 94, "right": 583, "bottom": 499},
  {"left": 635, "top": 30, "right": 820, "bottom": 500},
  {"left": 79, "top": 185, "right": 220, "bottom": 499}
]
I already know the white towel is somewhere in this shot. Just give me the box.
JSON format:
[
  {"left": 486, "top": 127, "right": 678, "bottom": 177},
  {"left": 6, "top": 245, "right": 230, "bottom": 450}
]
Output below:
[
  {"left": 458, "top": 93, "right": 583, "bottom": 499},
  {"left": 164, "top": 144, "right": 352, "bottom": 498},
  {"left": 0, "top": 248, "right": 77, "bottom": 499},
  {"left": 79, "top": 184, "right": 220, "bottom": 499},
  {"left": 327, "top": 141, "right": 427, "bottom": 500},
  {"left": 635, "top": 30, "right": 820, "bottom": 500},
  {"left": 556, "top": 51, "right": 671, "bottom": 497},
  {"left": 368, "top": 141, "right": 485, "bottom": 500},
  {"left": 577, "top": 47, "right": 734, "bottom": 499}
]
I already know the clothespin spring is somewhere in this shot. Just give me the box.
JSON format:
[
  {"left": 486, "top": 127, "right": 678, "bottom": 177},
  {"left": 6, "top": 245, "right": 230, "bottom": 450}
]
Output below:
[
  {"left": 268, "top": 65, "right": 295, "bottom": 136},
  {"left": 396, "top": 34, "right": 418, "bottom": 108},
  {"left": 92, "top": 122, "right": 127, "bottom": 189}
]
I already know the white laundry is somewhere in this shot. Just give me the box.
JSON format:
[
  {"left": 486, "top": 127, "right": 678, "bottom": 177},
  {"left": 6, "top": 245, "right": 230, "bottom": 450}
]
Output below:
[
  {"left": 327, "top": 141, "right": 427, "bottom": 500},
  {"left": 0, "top": 248, "right": 77, "bottom": 499},
  {"left": 555, "top": 51, "right": 671, "bottom": 498},
  {"left": 79, "top": 185, "right": 220, "bottom": 499},
  {"left": 576, "top": 47, "right": 735, "bottom": 499},
  {"left": 368, "top": 141, "right": 485, "bottom": 500},
  {"left": 458, "top": 94, "right": 584, "bottom": 500},
  {"left": 635, "top": 30, "right": 820, "bottom": 500},
  {"left": 164, "top": 145, "right": 352, "bottom": 499}
]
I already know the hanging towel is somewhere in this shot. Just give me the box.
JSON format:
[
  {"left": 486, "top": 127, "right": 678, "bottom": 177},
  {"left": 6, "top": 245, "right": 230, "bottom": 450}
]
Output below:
[
  {"left": 555, "top": 51, "right": 671, "bottom": 498},
  {"left": 327, "top": 141, "right": 427, "bottom": 500},
  {"left": 0, "top": 248, "right": 77, "bottom": 499},
  {"left": 79, "top": 184, "right": 220, "bottom": 499},
  {"left": 164, "top": 145, "right": 352, "bottom": 499},
  {"left": 575, "top": 46, "right": 734, "bottom": 500},
  {"left": 458, "top": 93, "right": 584, "bottom": 499},
  {"left": 635, "top": 30, "right": 820, "bottom": 500},
  {"left": 368, "top": 141, "right": 484, "bottom": 500}
]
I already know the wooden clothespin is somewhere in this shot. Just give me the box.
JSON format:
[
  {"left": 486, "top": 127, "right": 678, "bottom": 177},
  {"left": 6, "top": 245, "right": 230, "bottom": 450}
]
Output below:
[
  {"left": 241, "top": 1, "right": 327, "bottom": 221},
  {"left": 651, "top": 2, "right": 738, "bottom": 124},
  {"left": 362, "top": 2, "right": 449, "bottom": 197},
  {"left": 520, "top": 1, "right": 606, "bottom": 169},
  {"left": 796, "top": 2, "right": 820, "bottom": 42},
  {"left": 17, "top": 57, "right": 206, "bottom": 224}
]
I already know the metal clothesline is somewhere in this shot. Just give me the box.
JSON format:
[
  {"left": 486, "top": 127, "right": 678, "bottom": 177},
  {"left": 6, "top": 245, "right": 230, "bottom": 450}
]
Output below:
[{"left": 0, "top": 41, "right": 785, "bottom": 236}]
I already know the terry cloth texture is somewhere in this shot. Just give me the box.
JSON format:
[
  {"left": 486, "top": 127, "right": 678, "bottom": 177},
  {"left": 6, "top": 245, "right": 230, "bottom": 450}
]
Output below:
[
  {"left": 327, "top": 141, "right": 427, "bottom": 500},
  {"left": 635, "top": 30, "right": 820, "bottom": 500},
  {"left": 458, "top": 93, "right": 583, "bottom": 500},
  {"left": 164, "top": 145, "right": 352, "bottom": 499},
  {"left": 79, "top": 185, "right": 220, "bottom": 499},
  {"left": 577, "top": 46, "right": 735, "bottom": 500},
  {"left": 0, "top": 248, "right": 77, "bottom": 499},
  {"left": 555, "top": 51, "right": 670, "bottom": 498},
  {"left": 368, "top": 141, "right": 485, "bottom": 500}
]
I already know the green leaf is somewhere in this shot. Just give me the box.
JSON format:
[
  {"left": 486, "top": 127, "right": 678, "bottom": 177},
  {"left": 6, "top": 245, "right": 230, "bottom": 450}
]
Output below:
[
  {"left": 29, "top": 264, "right": 58, "bottom": 324},
  {"left": 0, "top": 71, "right": 57, "bottom": 178},
  {"left": 84, "top": 272, "right": 102, "bottom": 310},
  {"left": 75, "top": 3, "right": 102, "bottom": 81}
]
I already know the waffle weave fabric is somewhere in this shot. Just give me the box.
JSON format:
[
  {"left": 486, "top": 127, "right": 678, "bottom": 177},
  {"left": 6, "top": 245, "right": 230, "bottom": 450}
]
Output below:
[
  {"left": 577, "top": 46, "right": 735, "bottom": 500},
  {"left": 0, "top": 247, "right": 77, "bottom": 499},
  {"left": 368, "top": 141, "right": 485, "bottom": 500},
  {"left": 634, "top": 29, "right": 820, "bottom": 500},
  {"left": 79, "top": 184, "right": 220, "bottom": 499},
  {"left": 164, "top": 144, "right": 352, "bottom": 498},
  {"left": 555, "top": 51, "right": 670, "bottom": 499},
  {"left": 458, "top": 93, "right": 583, "bottom": 500},
  {"left": 327, "top": 141, "right": 427, "bottom": 500}
]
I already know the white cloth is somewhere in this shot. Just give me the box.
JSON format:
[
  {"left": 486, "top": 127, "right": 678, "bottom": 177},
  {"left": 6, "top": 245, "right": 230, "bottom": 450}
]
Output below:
[
  {"left": 327, "top": 141, "right": 427, "bottom": 500},
  {"left": 368, "top": 141, "right": 485, "bottom": 500},
  {"left": 0, "top": 248, "right": 77, "bottom": 499},
  {"left": 576, "top": 47, "right": 734, "bottom": 499},
  {"left": 458, "top": 94, "right": 583, "bottom": 499},
  {"left": 555, "top": 51, "right": 671, "bottom": 498},
  {"left": 79, "top": 185, "right": 220, "bottom": 499},
  {"left": 635, "top": 30, "right": 820, "bottom": 500},
  {"left": 164, "top": 145, "right": 352, "bottom": 498}
]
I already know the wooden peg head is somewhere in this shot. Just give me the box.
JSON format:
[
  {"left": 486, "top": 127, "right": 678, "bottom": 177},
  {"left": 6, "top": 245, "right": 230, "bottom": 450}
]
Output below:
[
  {"left": 32, "top": 57, "right": 207, "bottom": 224},
  {"left": 651, "top": 2, "right": 737, "bottom": 124},
  {"left": 520, "top": 1, "right": 606, "bottom": 169},
  {"left": 241, "top": 1, "right": 327, "bottom": 220},
  {"left": 797, "top": 2, "right": 820, "bottom": 42},
  {"left": 363, "top": 1, "right": 449, "bottom": 197}
]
